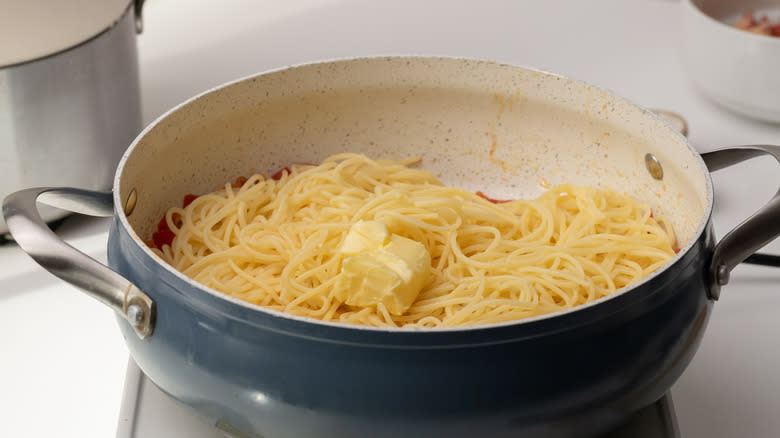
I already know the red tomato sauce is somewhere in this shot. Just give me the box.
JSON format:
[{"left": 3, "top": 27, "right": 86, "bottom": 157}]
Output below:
[{"left": 149, "top": 198, "right": 191, "bottom": 249}]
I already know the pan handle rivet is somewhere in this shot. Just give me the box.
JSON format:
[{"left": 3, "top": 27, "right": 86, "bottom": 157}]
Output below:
[
  {"left": 124, "top": 189, "right": 138, "bottom": 216},
  {"left": 716, "top": 264, "right": 730, "bottom": 286},
  {"left": 127, "top": 303, "right": 145, "bottom": 326},
  {"left": 645, "top": 153, "right": 664, "bottom": 180}
]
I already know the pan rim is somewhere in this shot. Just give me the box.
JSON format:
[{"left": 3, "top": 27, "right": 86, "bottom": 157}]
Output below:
[{"left": 113, "top": 55, "right": 715, "bottom": 334}]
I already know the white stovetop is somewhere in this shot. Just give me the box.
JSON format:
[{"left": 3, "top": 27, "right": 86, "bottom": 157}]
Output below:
[{"left": 1, "top": 1, "right": 779, "bottom": 437}]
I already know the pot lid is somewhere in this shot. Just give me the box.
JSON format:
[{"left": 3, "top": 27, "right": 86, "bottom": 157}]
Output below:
[{"left": 1, "top": 0, "right": 133, "bottom": 67}]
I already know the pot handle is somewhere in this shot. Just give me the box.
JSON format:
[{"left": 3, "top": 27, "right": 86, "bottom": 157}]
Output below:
[
  {"left": 2, "top": 188, "right": 155, "bottom": 339},
  {"left": 702, "top": 145, "right": 780, "bottom": 300},
  {"left": 134, "top": 0, "right": 146, "bottom": 34}
]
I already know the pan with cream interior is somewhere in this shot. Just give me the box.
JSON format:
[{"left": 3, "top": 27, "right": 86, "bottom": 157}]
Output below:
[{"left": 5, "top": 57, "right": 780, "bottom": 438}]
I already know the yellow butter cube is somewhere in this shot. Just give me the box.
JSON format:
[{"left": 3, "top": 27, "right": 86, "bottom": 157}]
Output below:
[
  {"left": 335, "top": 221, "right": 431, "bottom": 315},
  {"left": 340, "top": 220, "right": 391, "bottom": 255}
]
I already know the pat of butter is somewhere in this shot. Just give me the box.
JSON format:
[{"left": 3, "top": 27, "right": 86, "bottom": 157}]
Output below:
[
  {"left": 336, "top": 221, "right": 430, "bottom": 315},
  {"left": 339, "top": 220, "right": 390, "bottom": 255}
]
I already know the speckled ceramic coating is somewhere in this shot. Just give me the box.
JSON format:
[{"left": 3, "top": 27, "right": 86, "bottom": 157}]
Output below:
[{"left": 118, "top": 57, "right": 708, "bottom": 246}]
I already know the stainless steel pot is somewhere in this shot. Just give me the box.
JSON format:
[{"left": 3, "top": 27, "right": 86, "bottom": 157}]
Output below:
[
  {"left": 0, "top": 0, "right": 144, "bottom": 234},
  {"left": 4, "top": 57, "right": 780, "bottom": 438}
]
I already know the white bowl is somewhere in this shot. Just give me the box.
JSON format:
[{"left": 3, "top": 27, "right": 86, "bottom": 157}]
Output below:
[{"left": 681, "top": 0, "right": 780, "bottom": 123}]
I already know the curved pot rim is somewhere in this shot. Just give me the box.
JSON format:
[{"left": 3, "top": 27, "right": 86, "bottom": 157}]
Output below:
[
  {"left": 0, "top": 2, "right": 135, "bottom": 70},
  {"left": 112, "top": 55, "right": 716, "bottom": 336}
]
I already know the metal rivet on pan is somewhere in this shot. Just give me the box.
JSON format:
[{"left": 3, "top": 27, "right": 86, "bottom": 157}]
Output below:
[
  {"left": 645, "top": 153, "right": 664, "bottom": 180},
  {"left": 124, "top": 189, "right": 137, "bottom": 216},
  {"left": 717, "top": 264, "right": 730, "bottom": 286},
  {"left": 127, "top": 303, "right": 145, "bottom": 326}
]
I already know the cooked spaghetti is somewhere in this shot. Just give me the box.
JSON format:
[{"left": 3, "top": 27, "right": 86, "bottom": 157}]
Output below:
[{"left": 151, "top": 153, "right": 676, "bottom": 328}]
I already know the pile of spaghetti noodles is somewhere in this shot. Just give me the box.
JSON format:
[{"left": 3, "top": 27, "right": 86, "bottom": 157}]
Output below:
[{"left": 152, "top": 153, "right": 676, "bottom": 328}]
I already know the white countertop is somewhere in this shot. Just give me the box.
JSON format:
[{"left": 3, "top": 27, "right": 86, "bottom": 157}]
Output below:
[{"left": 1, "top": 0, "right": 779, "bottom": 437}]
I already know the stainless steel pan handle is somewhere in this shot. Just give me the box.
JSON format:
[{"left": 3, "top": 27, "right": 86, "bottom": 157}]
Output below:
[
  {"left": 702, "top": 145, "right": 780, "bottom": 299},
  {"left": 2, "top": 188, "right": 155, "bottom": 339},
  {"left": 134, "top": 0, "right": 146, "bottom": 33}
]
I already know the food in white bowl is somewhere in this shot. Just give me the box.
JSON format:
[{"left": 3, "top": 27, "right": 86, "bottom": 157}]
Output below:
[
  {"left": 734, "top": 9, "right": 780, "bottom": 36},
  {"left": 681, "top": 0, "right": 780, "bottom": 123}
]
